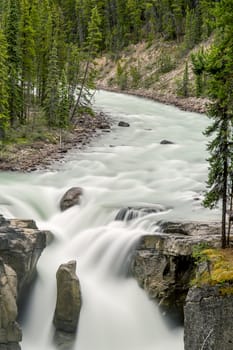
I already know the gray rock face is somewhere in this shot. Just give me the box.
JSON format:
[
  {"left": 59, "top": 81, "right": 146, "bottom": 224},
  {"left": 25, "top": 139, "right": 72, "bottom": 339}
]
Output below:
[
  {"left": 0, "top": 214, "right": 47, "bottom": 349},
  {"left": 54, "top": 261, "right": 82, "bottom": 333},
  {"left": 131, "top": 221, "right": 221, "bottom": 306},
  {"left": 184, "top": 286, "right": 233, "bottom": 350},
  {"left": 0, "top": 215, "right": 47, "bottom": 298},
  {"left": 60, "top": 187, "right": 83, "bottom": 211},
  {"left": 0, "top": 259, "right": 22, "bottom": 347}
]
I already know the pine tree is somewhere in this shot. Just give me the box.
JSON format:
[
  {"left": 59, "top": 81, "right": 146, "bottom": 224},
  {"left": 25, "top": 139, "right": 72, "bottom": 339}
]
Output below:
[
  {"left": 70, "top": 6, "right": 102, "bottom": 121},
  {"left": 202, "top": 0, "right": 233, "bottom": 248},
  {"left": 19, "top": 0, "right": 36, "bottom": 122},
  {"left": 182, "top": 61, "right": 189, "bottom": 97},
  {"left": 191, "top": 49, "right": 206, "bottom": 97},
  {"left": 5, "top": 0, "right": 22, "bottom": 125},
  {"left": 0, "top": 29, "right": 10, "bottom": 140},
  {"left": 44, "top": 40, "right": 60, "bottom": 127},
  {"left": 58, "top": 69, "right": 69, "bottom": 129}
]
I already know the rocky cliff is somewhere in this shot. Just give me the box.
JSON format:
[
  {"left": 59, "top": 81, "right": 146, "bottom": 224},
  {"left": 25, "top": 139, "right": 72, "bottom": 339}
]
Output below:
[
  {"left": 0, "top": 215, "right": 47, "bottom": 349},
  {"left": 184, "top": 286, "right": 233, "bottom": 350},
  {"left": 131, "top": 221, "right": 221, "bottom": 307}
]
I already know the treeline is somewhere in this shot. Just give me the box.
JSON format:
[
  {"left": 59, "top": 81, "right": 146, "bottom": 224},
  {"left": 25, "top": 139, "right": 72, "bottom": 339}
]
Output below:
[
  {"left": 73, "top": 0, "right": 216, "bottom": 51},
  {"left": 0, "top": 0, "right": 219, "bottom": 140},
  {"left": 0, "top": 0, "right": 101, "bottom": 139}
]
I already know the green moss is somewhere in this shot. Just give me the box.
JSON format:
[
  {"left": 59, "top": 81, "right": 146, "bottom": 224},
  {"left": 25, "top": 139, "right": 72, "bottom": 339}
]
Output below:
[{"left": 192, "top": 246, "right": 233, "bottom": 287}]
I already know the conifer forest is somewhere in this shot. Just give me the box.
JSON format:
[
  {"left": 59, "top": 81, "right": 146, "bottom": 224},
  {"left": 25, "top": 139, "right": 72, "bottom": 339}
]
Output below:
[{"left": 0, "top": 0, "right": 231, "bottom": 138}]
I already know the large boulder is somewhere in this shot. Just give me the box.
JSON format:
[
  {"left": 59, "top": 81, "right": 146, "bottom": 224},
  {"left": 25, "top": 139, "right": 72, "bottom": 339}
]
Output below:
[
  {"left": 0, "top": 215, "right": 47, "bottom": 299},
  {"left": 53, "top": 261, "right": 82, "bottom": 333},
  {"left": 0, "top": 259, "right": 22, "bottom": 348},
  {"left": 60, "top": 187, "right": 83, "bottom": 212}
]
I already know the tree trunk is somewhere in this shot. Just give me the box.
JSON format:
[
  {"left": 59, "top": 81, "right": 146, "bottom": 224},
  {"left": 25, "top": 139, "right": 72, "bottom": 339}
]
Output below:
[
  {"left": 70, "top": 59, "right": 90, "bottom": 122},
  {"left": 222, "top": 151, "right": 228, "bottom": 248}
]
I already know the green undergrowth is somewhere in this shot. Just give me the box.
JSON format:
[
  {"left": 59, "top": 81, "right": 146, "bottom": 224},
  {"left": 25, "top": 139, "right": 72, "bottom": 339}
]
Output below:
[{"left": 192, "top": 245, "right": 233, "bottom": 293}]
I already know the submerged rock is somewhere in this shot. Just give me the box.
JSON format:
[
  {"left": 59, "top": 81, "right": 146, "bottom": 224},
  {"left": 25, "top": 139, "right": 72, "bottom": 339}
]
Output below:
[
  {"left": 115, "top": 206, "right": 166, "bottom": 221},
  {"left": 0, "top": 259, "right": 22, "bottom": 348},
  {"left": 118, "top": 121, "right": 130, "bottom": 127},
  {"left": 60, "top": 187, "right": 83, "bottom": 211},
  {"left": 54, "top": 261, "right": 82, "bottom": 333},
  {"left": 160, "top": 139, "right": 174, "bottom": 144}
]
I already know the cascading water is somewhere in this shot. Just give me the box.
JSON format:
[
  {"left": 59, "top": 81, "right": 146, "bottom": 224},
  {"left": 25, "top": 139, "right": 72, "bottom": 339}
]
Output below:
[{"left": 0, "top": 91, "right": 220, "bottom": 350}]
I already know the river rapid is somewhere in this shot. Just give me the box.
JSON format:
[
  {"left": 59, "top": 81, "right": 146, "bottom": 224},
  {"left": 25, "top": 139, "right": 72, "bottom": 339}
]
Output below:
[{"left": 0, "top": 91, "right": 220, "bottom": 350}]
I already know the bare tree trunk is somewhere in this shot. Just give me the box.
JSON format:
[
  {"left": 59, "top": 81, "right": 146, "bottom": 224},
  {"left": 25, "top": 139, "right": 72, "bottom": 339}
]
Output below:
[
  {"left": 70, "top": 59, "right": 90, "bottom": 122},
  {"left": 222, "top": 154, "right": 228, "bottom": 248},
  {"left": 227, "top": 184, "right": 233, "bottom": 246}
]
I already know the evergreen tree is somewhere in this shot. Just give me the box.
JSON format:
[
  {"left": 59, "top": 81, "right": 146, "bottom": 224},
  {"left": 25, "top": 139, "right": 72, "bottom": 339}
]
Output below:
[
  {"left": 0, "top": 29, "right": 9, "bottom": 139},
  {"left": 19, "top": 0, "right": 36, "bottom": 121},
  {"left": 44, "top": 40, "right": 60, "bottom": 127},
  {"left": 58, "top": 69, "right": 69, "bottom": 129},
  {"left": 182, "top": 61, "right": 189, "bottom": 97},
  {"left": 70, "top": 5, "right": 102, "bottom": 121},
  {"left": 191, "top": 49, "right": 206, "bottom": 97},
  {"left": 202, "top": 0, "right": 233, "bottom": 248},
  {"left": 5, "top": 0, "right": 22, "bottom": 125}
]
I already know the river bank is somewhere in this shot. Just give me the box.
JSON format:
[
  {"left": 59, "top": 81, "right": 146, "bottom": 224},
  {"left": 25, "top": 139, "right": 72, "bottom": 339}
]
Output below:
[
  {"left": 0, "top": 88, "right": 208, "bottom": 173},
  {"left": 97, "top": 85, "right": 209, "bottom": 114},
  {"left": 0, "top": 112, "right": 111, "bottom": 172}
]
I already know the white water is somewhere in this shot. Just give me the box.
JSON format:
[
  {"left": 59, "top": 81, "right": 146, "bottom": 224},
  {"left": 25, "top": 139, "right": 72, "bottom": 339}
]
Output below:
[{"left": 0, "top": 91, "right": 220, "bottom": 350}]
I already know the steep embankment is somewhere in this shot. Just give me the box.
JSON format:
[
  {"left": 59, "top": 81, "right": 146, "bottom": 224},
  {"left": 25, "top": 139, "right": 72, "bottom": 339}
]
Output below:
[{"left": 97, "top": 40, "right": 211, "bottom": 113}]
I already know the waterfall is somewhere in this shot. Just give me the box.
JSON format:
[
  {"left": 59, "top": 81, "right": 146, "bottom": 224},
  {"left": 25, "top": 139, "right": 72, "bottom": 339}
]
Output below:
[{"left": 0, "top": 91, "right": 220, "bottom": 349}]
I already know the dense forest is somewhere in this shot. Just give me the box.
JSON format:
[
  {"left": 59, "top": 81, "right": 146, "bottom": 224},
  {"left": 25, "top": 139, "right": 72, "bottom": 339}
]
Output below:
[
  {"left": 0, "top": 0, "right": 215, "bottom": 139},
  {"left": 0, "top": 0, "right": 231, "bottom": 146}
]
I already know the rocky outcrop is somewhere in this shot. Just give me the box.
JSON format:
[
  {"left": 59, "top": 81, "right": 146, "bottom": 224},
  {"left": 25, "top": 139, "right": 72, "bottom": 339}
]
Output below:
[
  {"left": 0, "top": 260, "right": 22, "bottom": 348},
  {"left": 184, "top": 285, "right": 233, "bottom": 350},
  {"left": 60, "top": 187, "right": 83, "bottom": 211},
  {"left": 0, "top": 215, "right": 47, "bottom": 298},
  {"left": 131, "top": 221, "right": 221, "bottom": 307},
  {"left": 53, "top": 261, "right": 82, "bottom": 333},
  {"left": 0, "top": 214, "right": 47, "bottom": 349}
]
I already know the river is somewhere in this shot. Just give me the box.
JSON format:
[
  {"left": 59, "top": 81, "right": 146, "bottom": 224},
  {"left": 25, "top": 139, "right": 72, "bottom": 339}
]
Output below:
[{"left": 0, "top": 91, "right": 219, "bottom": 350}]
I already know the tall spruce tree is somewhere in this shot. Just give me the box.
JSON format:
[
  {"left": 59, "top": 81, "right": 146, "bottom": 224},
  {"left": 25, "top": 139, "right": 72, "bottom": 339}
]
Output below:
[
  {"left": 0, "top": 29, "right": 9, "bottom": 139},
  {"left": 202, "top": 0, "right": 233, "bottom": 248},
  {"left": 5, "top": 0, "right": 22, "bottom": 125},
  {"left": 44, "top": 40, "right": 60, "bottom": 127},
  {"left": 19, "top": 0, "right": 36, "bottom": 122}
]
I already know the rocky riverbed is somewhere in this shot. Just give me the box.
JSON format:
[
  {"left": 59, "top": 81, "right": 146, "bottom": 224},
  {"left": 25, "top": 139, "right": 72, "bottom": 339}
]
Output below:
[{"left": 0, "top": 112, "right": 111, "bottom": 173}]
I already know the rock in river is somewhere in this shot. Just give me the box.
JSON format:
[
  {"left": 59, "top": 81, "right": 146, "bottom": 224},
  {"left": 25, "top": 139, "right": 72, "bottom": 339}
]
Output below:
[
  {"left": 54, "top": 261, "right": 82, "bottom": 333},
  {"left": 0, "top": 259, "right": 22, "bottom": 347},
  {"left": 118, "top": 121, "right": 130, "bottom": 127},
  {"left": 60, "top": 187, "right": 83, "bottom": 211}
]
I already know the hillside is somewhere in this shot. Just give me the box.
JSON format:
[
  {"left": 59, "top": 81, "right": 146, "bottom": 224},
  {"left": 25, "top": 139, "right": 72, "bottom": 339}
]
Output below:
[{"left": 97, "top": 39, "right": 211, "bottom": 113}]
